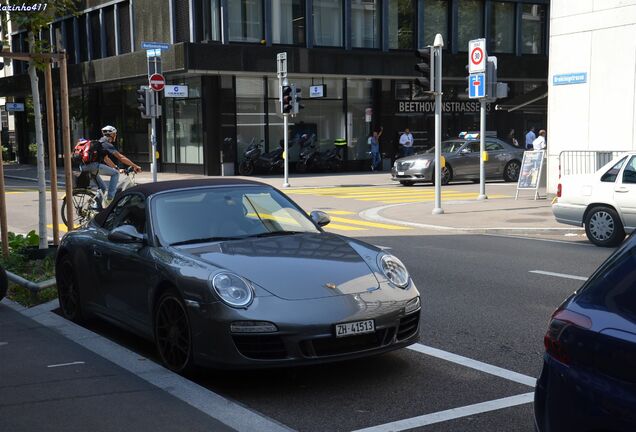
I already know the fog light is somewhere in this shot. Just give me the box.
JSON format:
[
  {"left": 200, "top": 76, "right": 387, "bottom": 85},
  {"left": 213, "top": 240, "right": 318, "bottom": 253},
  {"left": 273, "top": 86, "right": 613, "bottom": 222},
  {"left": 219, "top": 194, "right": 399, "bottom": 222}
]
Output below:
[
  {"left": 230, "top": 321, "right": 278, "bottom": 333},
  {"left": 405, "top": 297, "right": 421, "bottom": 314}
]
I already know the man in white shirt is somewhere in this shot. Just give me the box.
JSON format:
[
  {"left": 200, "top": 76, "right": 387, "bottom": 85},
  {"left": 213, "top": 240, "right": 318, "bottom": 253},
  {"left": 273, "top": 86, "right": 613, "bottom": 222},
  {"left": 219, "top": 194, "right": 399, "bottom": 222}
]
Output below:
[
  {"left": 532, "top": 129, "right": 547, "bottom": 150},
  {"left": 525, "top": 127, "right": 536, "bottom": 150},
  {"left": 399, "top": 128, "right": 414, "bottom": 157}
]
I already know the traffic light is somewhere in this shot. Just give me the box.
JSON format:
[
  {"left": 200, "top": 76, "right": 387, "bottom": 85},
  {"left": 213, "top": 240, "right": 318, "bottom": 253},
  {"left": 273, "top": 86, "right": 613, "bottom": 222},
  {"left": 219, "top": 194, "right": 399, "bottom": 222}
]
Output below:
[
  {"left": 292, "top": 85, "right": 303, "bottom": 114},
  {"left": 136, "top": 86, "right": 151, "bottom": 119},
  {"left": 281, "top": 84, "right": 293, "bottom": 114},
  {"left": 414, "top": 47, "right": 434, "bottom": 95}
]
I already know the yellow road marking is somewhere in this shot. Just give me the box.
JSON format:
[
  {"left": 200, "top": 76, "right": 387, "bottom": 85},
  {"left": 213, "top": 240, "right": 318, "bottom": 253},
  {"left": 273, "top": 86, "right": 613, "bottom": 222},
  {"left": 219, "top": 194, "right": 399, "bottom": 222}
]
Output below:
[
  {"left": 329, "top": 216, "right": 410, "bottom": 230},
  {"left": 324, "top": 223, "right": 367, "bottom": 231},
  {"left": 379, "top": 194, "right": 511, "bottom": 203},
  {"left": 355, "top": 192, "right": 483, "bottom": 201},
  {"left": 322, "top": 210, "right": 356, "bottom": 215},
  {"left": 47, "top": 224, "right": 76, "bottom": 232}
]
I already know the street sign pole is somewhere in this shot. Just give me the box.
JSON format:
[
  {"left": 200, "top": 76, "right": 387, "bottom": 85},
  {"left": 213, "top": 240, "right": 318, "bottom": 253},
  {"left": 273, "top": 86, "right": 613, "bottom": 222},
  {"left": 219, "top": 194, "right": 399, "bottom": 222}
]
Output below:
[
  {"left": 478, "top": 100, "right": 488, "bottom": 200},
  {"left": 432, "top": 34, "right": 444, "bottom": 215},
  {"left": 151, "top": 90, "right": 157, "bottom": 183},
  {"left": 277, "top": 52, "right": 290, "bottom": 188}
]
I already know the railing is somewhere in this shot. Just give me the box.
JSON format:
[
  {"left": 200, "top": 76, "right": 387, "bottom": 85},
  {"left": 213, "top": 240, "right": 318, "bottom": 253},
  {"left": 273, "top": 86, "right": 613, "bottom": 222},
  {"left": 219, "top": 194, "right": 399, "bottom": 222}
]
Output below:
[{"left": 558, "top": 150, "right": 625, "bottom": 177}]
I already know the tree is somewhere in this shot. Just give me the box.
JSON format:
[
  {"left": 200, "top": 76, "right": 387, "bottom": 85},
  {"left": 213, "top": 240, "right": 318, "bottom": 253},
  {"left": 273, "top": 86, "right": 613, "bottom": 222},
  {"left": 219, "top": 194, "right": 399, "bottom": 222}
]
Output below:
[{"left": 7, "top": 0, "right": 76, "bottom": 248}]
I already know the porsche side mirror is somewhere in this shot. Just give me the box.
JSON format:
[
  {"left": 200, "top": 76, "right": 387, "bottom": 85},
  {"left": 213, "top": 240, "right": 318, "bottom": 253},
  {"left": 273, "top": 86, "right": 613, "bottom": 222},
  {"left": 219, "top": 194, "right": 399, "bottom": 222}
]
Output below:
[
  {"left": 108, "top": 225, "right": 145, "bottom": 244},
  {"left": 310, "top": 210, "right": 331, "bottom": 227}
]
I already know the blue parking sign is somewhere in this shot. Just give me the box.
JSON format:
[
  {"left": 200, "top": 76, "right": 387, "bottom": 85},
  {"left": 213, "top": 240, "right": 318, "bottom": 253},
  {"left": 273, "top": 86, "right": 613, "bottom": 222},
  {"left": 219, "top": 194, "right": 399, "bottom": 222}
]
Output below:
[{"left": 469, "top": 73, "right": 485, "bottom": 99}]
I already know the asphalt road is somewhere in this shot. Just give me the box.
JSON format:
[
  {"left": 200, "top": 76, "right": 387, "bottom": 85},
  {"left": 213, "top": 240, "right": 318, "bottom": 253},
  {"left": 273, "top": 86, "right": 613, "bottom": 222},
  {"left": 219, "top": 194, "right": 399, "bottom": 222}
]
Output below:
[{"left": 69, "top": 232, "right": 613, "bottom": 432}]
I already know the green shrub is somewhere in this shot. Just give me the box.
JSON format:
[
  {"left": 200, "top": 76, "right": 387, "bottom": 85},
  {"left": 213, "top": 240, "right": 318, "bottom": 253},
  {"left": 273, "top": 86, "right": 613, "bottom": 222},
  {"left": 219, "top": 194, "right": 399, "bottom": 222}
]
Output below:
[{"left": 28, "top": 143, "right": 37, "bottom": 157}]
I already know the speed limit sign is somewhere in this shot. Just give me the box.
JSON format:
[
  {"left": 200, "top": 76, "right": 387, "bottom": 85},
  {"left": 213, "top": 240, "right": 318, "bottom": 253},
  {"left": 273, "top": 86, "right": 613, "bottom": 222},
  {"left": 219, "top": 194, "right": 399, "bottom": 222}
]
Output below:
[{"left": 469, "top": 39, "right": 487, "bottom": 73}]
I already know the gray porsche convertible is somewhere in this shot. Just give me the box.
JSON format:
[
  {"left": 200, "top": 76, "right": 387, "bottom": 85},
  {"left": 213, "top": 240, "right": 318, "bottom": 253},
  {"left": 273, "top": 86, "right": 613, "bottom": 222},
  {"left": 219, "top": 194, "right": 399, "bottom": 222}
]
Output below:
[{"left": 56, "top": 179, "right": 420, "bottom": 373}]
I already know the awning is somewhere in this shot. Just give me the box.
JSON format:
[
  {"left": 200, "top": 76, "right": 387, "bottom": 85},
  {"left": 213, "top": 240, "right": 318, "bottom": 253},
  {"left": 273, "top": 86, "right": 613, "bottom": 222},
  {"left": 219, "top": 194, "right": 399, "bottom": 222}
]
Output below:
[{"left": 495, "top": 85, "right": 547, "bottom": 112}]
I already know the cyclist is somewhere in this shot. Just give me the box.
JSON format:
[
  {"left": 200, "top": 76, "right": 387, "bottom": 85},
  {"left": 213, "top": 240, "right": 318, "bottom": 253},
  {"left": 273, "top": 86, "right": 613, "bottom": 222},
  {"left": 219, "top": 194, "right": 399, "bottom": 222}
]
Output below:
[{"left": 81, "top": 125, "right": 142, "bottom": 207}]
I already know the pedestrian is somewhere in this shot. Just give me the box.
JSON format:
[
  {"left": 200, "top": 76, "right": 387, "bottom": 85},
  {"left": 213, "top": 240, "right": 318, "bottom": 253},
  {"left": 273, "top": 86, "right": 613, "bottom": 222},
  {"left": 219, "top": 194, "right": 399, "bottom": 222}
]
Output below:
[
  {"left": 399, "top": 127, "right": 414, "bottom": 157},
  {"left": 368, "top": 127, "right": 383, "bottom": 171},
  {"left": 507, "top": 129, "right": 519, "bottom": 147},
  {"left": 532, "top": 129, "right": 547, "bottom": 150},
  {"left": 525, "top": 127, "right": 536, "bottom": 150}
]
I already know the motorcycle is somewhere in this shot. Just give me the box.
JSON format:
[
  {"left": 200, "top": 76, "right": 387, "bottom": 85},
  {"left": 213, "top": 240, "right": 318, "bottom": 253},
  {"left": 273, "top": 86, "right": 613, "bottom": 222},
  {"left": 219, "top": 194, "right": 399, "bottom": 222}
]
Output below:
[
  {"left": 295, "top": 134, "right": 343, "bottom": 173},
  {"left": 238, "top": 138, "right": 285, "bottom": 175}
]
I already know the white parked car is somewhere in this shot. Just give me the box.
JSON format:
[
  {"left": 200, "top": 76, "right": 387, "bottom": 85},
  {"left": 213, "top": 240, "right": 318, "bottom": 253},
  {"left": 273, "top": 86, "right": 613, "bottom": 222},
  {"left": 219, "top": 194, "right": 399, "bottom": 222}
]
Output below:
[{"left": 553, "top": 152, "right": 636, "bottom": 247}]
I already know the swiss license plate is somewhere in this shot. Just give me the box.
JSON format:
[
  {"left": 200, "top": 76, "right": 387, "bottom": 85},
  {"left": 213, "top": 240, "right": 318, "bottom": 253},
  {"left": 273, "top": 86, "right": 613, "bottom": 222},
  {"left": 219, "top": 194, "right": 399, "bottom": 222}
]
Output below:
[
  {"left": 335, "top": 319, "right": 375, "bottom": 338},
  {"left": 398, "top": 171, "right": 405, "bottom": 176}
]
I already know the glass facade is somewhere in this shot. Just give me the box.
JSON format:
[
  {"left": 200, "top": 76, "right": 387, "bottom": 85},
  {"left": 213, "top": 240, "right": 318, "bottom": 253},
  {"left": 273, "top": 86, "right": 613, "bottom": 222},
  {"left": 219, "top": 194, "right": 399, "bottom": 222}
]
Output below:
[
  {"left": 490, "top": 2, "right": 515, "bottom": 53},
  {"left": 272, "top": 0, "right": 306, "bottom": 45},
  {"left": 164, "top": 78, "right": 204, "bottom": 165},
  {"left": 347, "top": 79, "right": 373, "bottom": 161},
  {"left": 421, "top": 0, "right": 448, "bottom": 49},
  {"left": 351, "top": 0, "right": 381, "bottom": 49},
  {"left": 210, "top": 0, "right": 222, "bottom": 41},
  {"left": 313, "top": 0, "right": 343, "bottom": 47},
  {"left": 522, "top": 4, "right": 545, "bottom": 54},
  {"left": 457, "top": 0, "right": 483, "bottom": 51},
  {"left": 236, "top": 77, "right": 267, "bottom": 162},
  {"left": 389, "top": 0, "right": 414, "bottom": 50},
  {"left": 228, "top": 0, "right": 264, "bottom": 42}
]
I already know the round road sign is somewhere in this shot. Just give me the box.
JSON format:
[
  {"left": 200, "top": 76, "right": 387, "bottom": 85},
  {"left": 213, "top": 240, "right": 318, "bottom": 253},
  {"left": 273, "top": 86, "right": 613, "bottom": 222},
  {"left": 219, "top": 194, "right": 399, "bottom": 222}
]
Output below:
[
  {"left": 470, "top": 47, "right": 484, "bottom": 67},
  {"left": 149, "top": 73, "right": 165, "bottom": 92}
]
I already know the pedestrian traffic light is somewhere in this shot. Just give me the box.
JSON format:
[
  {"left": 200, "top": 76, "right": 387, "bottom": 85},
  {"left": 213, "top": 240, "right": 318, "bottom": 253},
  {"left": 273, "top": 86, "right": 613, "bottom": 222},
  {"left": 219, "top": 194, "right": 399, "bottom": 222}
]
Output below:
[
  {"left": 292, "top": 85, "right": 303, "bottom": 114},
  {"left": 136, "top": 86, "right": 151, "bottom": 119},
  {"left": 414, "top": 47, "right": 434, "bottom": 94},
  {"left": 281, "top": 84, "right": 293, "bottom": 114}
]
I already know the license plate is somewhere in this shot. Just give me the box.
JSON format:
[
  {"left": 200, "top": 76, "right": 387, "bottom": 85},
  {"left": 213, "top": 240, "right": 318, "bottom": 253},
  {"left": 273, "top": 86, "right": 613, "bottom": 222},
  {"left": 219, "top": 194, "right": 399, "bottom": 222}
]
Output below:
[
  {"left": 335, "top": 320, "right": 375, "bottom": 338},
  {"left": 398, "top": 171, "right": 405, "bottom": 176}
]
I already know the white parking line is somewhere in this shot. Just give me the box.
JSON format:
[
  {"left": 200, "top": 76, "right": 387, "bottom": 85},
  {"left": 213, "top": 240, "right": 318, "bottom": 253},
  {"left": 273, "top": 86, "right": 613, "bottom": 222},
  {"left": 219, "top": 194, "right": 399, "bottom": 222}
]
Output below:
[
  {"left": 351, "top": 392, "right": 534, "bottom": 432},
  {"left": 483, "top": 233, "right": 592, "bottom": 246},
  {"left": 408, "top": 344, "right": 537, "bottom": 387},
  {"left": 529, "top": 270, "right": 588, "bottom": 281},
  {"left": 47, "top": 361, "right": 86, "bottom": 368}
]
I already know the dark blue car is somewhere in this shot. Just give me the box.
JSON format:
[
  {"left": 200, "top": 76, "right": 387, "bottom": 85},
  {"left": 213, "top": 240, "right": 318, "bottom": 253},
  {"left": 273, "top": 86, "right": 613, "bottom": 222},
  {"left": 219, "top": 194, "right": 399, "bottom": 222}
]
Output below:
[{"left": 535, "top": 233, "right": 636, "bottom": 431}]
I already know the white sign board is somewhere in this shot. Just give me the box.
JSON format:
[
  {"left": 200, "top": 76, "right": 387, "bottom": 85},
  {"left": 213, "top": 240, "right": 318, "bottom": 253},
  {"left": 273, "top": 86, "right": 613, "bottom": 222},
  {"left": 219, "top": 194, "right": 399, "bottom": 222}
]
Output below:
[
  {"left": 6, "top": 102, "right": 24, "bottom": 112},
  {"left": 277, "top": 52, "right": 287, "bottom": 75},
  {"left": 468, "top": 38, "right": 487, "bottom": 73},
  {"left": 309, "top": 85, "right": 325, "bottom": 98},
  {"left": 164, "top": 85, "right": 188, "bottom": 98}
]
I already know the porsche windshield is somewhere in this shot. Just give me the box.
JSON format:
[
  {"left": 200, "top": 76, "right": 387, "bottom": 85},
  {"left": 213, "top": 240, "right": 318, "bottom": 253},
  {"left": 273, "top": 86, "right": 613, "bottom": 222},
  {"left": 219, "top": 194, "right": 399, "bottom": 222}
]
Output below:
[{"left": 152, "top": 186, "right": 320, "bottom": 246}]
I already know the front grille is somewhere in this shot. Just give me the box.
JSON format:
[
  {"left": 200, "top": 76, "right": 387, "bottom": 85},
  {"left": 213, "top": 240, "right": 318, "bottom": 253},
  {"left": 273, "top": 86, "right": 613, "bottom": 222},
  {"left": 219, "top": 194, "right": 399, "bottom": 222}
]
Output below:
[
  {"left": 232, "top": 335, "right": 287, "bottom": 360},
  {"left": 397, "top": 313, "right": 420, "bottom": 341},
  {"left": 397, "top": 161, "right": 414, "bottom": 170},
  {"left": 301, "top": 329, "right": 388, "bottom": 357}
]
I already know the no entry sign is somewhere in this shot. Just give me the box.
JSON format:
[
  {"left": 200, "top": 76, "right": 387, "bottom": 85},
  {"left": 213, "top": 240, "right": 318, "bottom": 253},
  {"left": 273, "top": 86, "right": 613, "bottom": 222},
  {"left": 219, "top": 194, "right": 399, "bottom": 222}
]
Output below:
[
  {"left": 468, "top": 39, "right": 486, "bottom": 73},
  {"left": 149, "top": 73, "right": 165, "bottom": 92}
]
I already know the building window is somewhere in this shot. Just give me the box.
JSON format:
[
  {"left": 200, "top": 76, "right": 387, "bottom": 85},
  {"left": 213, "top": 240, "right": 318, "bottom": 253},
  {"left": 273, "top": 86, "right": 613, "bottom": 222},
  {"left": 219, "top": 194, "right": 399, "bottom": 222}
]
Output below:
[
  {"left": 347, "top": 79, "right": 373, "bottom": 161},
  {"left": 389, "top": 0, "right": 414, "bottom": 50},
  {"left": 210, "top": 0, "right": 222, "bottom": 41},
  {"left": 522, "top": 4, "right": 545, "bottom": 54},
  {"left": 351, "top": 0, "right": 380, "bottom": 49},
  {"left": 119, "top": 2, "right": 131, "bottom": 54},
  {"left": 236, "top": 77, "right": 266, "bottom": 162},
  {"left": 421, "top": 0, "right": 448, "bottom": 48},
  {"left": 104, "top": 6, "right": 116, "bottom": 57},
  {"left": 90, "top": 11, "right": 101, "bottom": 58},
  {"left": 313, "top": 0, "right": 343, "bottom": 47},
  {"left": 62, "top": 19, "right": 76, "bottom": 63},
  {"left": 174, "top": 0, "right": 190, "bottom": 42},
  {"left": 457, "top": 0, "right": 483, "bottom": 51},
  {"left": 229, "top": 0, "right": 264, "bottom": 42},
  {"left": 78, "top": 14, "right": 89, "bottom": 61},
  {"left": 165, "top": 78, "right": 204, "bottom": 164},
  {"left": 490, "top": 2, "right": 514, "bottom": 53},
  {"left": 271, "top": 0, "right": 305, "bottom": 45}
]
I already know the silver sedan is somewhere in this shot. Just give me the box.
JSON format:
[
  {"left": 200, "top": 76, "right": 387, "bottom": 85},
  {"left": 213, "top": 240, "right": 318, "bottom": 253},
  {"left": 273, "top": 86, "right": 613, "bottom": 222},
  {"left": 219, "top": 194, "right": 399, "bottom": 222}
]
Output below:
[{"left": 391, "top": 138, "right": 525, "bottom": 186}]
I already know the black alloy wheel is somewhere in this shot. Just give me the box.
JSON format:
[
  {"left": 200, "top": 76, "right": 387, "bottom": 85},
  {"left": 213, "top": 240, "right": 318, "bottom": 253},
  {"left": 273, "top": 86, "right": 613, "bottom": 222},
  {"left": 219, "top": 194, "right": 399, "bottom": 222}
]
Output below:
[
  {"left": 503, "top": 160, "right": 521, "bottom": 182},
  {"left": 238, "top": 160, "right": 254, "bottom": 176},
  {"left": 584, "top": 206, "right": 625, "bottom": 247},
  {"left": 154, "top": 292, "right": 193, "bottom": 373},
  {"left": 56, "top": 256, "right": 84, "bottom": 323}
]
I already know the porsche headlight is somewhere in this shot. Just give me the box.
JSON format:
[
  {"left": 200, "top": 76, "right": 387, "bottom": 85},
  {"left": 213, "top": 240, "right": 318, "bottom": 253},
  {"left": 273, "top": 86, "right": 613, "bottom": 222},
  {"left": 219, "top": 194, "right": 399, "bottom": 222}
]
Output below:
[
  {"left": 379, "top": 254, "right": 410, "bottom": 288},
  {"left": 210, "top": 272, "right": 254, "bottom": 308},
  {"left": 412, "top": 159, "right": 431, "bottom": 169}
]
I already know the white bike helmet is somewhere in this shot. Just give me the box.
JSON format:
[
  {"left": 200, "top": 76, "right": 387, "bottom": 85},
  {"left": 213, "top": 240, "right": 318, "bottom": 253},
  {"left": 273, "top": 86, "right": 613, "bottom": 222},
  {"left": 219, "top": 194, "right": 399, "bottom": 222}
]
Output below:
[{"left": 101, "top": 125, "right": 117, "bottom": 135}]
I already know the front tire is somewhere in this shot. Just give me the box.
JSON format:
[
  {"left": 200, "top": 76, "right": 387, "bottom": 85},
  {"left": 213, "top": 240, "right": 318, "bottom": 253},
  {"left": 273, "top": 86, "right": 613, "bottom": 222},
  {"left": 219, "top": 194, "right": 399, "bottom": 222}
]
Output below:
[
  {"left": 503, "top": 160, "right": 521, "bottom": 182},
  {"left": 154, "top": 291, "right": 193, "bottom": 374},
  {"left": 585, "top": 206, "right": 625, "bottom": 247},
  {"left": 238, "top": 160, "right": 254, "bottom": 176},
  {"left": 56, "top": 255, "right": 85, "bottom": 323}
]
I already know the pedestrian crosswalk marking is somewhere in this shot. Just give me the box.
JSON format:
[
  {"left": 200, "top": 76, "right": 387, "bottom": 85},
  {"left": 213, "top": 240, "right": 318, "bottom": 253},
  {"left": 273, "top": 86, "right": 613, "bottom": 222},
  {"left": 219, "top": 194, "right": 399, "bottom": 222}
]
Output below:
[
  {"left": 328, "top": 216, "right": 410, "bottom": 230},
  {"left": 380, "top": 194, "right": 509, "bottom": 204},
  {"left": 322, "top": 210, "right": 356, "bottom": 215}
]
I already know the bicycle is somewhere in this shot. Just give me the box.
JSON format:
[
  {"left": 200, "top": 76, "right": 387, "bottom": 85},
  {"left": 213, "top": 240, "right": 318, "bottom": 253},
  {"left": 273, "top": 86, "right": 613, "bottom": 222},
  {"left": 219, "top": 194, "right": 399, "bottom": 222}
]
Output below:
[{"left": 61, "top": 166, "right": 137, "bottom": 228}]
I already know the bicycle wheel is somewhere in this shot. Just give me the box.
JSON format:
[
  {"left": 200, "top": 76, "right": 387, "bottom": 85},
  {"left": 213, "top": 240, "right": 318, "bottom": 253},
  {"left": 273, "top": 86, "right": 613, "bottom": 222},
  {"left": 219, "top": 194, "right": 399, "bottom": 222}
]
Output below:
[{"left": 61, "top": 189, "right": 97, "bottom": 228}]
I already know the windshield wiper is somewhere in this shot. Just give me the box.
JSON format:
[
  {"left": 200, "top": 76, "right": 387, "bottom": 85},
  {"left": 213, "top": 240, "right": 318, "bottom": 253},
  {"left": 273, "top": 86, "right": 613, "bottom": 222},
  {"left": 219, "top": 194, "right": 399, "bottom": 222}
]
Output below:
[
  {"left": 170, "top": 236, "right": 245, "bottom": 246},
  {"left": 250, "top": 231, "right": 305, "bottom": 238}
]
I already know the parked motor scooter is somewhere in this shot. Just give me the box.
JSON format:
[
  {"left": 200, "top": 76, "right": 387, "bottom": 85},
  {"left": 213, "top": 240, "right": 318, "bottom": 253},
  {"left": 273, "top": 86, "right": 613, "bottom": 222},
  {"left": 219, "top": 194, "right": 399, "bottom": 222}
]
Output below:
[
  {"left": 238, "top": 138, "right": 285, "bottom": 175},
  {"left": 295, "top": 134, "right": 343, "bottom": 173}
]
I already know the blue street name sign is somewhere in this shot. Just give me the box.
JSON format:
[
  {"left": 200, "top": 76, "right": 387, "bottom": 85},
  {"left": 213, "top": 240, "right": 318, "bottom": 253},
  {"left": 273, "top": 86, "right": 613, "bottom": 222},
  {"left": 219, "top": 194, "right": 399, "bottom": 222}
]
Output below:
[
  {"left": 6, "top": 102, "right": 24, "bottom": 112},
  {"left": 469, "top": 73, "right": 485, "bottom": 99},
  {"left": 553, "top": 72, "right": 587, "bottom": 86},
  {"left": 141, "top": 41, "right": 170, "bottom": 50}
]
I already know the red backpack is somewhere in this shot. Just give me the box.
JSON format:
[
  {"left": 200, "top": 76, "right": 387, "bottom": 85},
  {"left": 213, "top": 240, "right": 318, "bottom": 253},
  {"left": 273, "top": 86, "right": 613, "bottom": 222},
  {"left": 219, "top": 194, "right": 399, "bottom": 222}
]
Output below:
[{"left": 72, "top": 139, "right": 101, "bottom": 165}]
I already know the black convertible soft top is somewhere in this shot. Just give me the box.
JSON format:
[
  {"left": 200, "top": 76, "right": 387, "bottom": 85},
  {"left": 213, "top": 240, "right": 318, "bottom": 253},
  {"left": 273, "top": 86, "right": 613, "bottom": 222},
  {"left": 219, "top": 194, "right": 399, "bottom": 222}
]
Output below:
[{"left": 93, "top": 178, "right": 269, "bottom": 226}]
